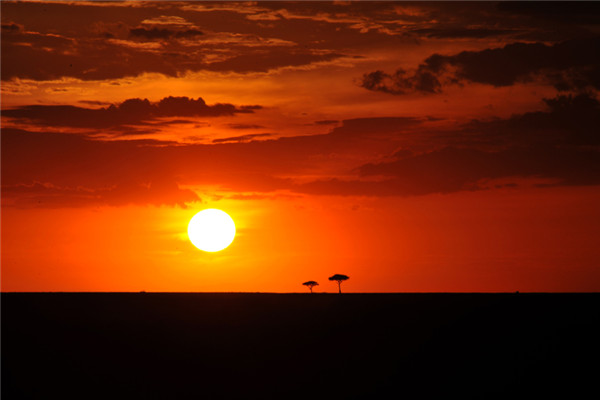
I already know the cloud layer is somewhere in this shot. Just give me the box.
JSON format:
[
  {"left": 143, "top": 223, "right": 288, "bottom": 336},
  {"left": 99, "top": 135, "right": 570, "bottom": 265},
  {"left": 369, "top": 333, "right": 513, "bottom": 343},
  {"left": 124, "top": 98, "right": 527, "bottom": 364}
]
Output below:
[
  {"left": 3, "top": 96, "right": 261, "bottom": 130},
  {"left": 2, "top": 1, "right": 600, "bottom": 208},
  {"left": 3, "top": 93, "right": 599, "bottom": 207},
  {"left": 361, "top": 37, "right": 600, "bottom": 95}
]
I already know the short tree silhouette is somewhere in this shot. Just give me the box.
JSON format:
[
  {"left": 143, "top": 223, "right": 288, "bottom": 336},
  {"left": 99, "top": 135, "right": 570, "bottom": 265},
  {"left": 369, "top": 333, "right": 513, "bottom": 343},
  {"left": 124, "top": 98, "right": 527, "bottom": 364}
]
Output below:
[
  {"left": 329, "top": 274, "right": 349, "bottom": 294},
  {"left": 302, "top": 281, "right": 319, "bottom": 293}
]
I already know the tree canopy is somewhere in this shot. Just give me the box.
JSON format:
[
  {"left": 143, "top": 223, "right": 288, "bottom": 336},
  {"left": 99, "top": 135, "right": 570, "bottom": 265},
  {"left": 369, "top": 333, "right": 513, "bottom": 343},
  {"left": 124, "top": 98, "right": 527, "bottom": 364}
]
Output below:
[
  {"left": 328, "top": 274, "right": 349, "bottom": 282},
  {"left": 302, "top": 280, "right": 319, "bottom": 293}
]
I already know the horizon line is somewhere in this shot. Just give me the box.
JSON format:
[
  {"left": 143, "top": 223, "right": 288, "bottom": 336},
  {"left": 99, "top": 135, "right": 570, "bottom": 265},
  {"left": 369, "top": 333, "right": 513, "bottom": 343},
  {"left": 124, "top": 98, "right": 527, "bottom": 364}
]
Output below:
[{"left": 2, "top": 291, "right": 599, "bottom": 294}]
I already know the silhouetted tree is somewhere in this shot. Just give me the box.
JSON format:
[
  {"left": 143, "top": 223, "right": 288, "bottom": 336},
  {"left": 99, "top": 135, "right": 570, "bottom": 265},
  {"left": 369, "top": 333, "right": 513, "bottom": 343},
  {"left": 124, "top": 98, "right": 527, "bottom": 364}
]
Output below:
[
  {"left": 329, "top": 274, "right": 349, "bottom": 294},
  {"left": 302, "top": 281, "right": 319, "bottom": 293}
]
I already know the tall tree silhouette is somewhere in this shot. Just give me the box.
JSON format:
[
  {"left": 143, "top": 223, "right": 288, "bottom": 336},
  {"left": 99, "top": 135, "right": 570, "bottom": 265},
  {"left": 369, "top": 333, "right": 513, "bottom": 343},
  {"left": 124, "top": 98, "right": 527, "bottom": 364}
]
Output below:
[
  {"left": 302, "top": 281, "right": 319, "bottom": 293},
  {"left": 329, "top": 274, "right": 349, "bottom": 294}
]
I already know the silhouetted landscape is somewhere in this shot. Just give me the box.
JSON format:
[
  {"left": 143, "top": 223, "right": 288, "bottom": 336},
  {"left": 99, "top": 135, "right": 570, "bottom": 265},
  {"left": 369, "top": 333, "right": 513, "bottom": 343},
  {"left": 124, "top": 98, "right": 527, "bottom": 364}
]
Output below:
[
  {"left": 2, "top": 3, "right": 600, "bottom": 398},
  {"left": 3, "top": 293, "right": 599, "bottom": 398}
]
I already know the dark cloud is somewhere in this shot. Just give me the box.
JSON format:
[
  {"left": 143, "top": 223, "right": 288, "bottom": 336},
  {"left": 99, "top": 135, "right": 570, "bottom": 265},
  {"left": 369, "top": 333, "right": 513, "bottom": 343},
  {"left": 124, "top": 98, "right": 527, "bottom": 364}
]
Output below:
[
  {"left": 314, "top": 120, "right": 339, "bottom": 125},
  {"left": 78, "top": 100, "right": 113, "bottom": 106},
  {"left": 298, "top": 93, "right": 600, "bottom": 197},
  {"left": 3, "top": 94, "right": 599, "bottom": 206},
  {"left": 212, "top": 133, "right": 271, "bottom": 143},
  {"left": 427, "top": 37, "right": 600, "bottom": 88},
  {"left": 353, "top": 146, "right": 600, "bottom": 196},
  {"left": 204, "top": 51, "right": 345, "bottom": 74},
  {"left": 2, "top": 30, "right": 341, "bottom": 81},
  {"left": 1, "top": 22, "right": 21, "bottom": 32},
  {"left": 361, "top": 37, "right": 600, "bottom": 94},
  {"left": 2, "top": 30, "right": 165, "bottom": 81},
  {"left": 3, "top": 96, "right": 262, "bottom": 130},
  {"left": 226, "top": 124, "right": 265, "bottom": 130},
  {"left": 1, "top": 129, "right": 200, "bottom": 208},
  {"left": 293, "top": 144, "right": 600, "bottom": 197},
  {"left": 331, "top": 117, "right": 424, "bottom": 134},
  {"left": 465, "top": 93, "right": 600, "bottom": 147},
  {"left": 238, "top": 105, "right": 262, "bottom": 112},
  {"left": 0, "top": 2, "right": 351, "bottom": 81},
  {"left": 497, "top": 1, "right": 600, "bottom": 25},
  {"left": 1, "top": 116, "right": 430, "bottom": 207},
  {"left": 411, "top": 28, "right": 516, "bottom": 39},
  {"left": 129, "top": 27, "right": 203, "bottom": 40},
  {"left": 1, "top": 180, "right": 199, "bottom": 209},
  {"left": 361, "top": 68, "right": 442, "bottom": 95},
  {"left": 3, "top": 1, "right": 599, "bottom": 82}
]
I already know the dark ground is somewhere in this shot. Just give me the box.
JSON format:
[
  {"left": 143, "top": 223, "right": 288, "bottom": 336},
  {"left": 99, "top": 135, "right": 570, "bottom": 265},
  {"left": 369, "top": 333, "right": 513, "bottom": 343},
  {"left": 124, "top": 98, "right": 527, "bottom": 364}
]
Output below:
[{"left": 2, "top": 293, "right": 599, "bottom": 399}]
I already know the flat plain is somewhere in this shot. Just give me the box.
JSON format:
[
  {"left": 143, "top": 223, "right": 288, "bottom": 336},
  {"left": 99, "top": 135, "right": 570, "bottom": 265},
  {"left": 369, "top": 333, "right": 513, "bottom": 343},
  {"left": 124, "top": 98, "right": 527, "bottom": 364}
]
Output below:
[{"left": 2, "top": 293, "right": 599, "bottom": 399}]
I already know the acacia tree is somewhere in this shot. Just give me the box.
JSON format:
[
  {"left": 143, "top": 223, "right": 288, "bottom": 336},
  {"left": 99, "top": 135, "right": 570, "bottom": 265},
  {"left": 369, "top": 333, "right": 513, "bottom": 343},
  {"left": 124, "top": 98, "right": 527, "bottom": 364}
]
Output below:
[
  {"left": 328, "top": 274, "right": 349, "bottom": 294},
  {"left": 302, "top": 281, "right": 319, "bottom": 293}
]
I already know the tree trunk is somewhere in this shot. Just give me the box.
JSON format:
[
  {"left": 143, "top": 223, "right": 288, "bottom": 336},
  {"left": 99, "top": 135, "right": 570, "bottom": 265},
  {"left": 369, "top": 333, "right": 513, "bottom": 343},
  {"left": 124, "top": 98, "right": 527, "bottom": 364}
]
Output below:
[
  {"left": 338, "top": 281, "right": 341, "bottom": 294},
  {"left": 309, "top": 287, "right": 313, "bottom": 293}
]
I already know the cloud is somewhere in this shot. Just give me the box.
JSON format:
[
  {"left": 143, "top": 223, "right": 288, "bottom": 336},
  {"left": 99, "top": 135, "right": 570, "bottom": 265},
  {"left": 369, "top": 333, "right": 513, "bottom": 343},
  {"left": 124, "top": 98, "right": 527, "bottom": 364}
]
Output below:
[
  {"left": 297, "top": 93, "right": 600, "bottom": 196},
  {"left": 203, "top": 51, "right": 346, "bottom": 73},
  {"left": 349, "top": 146, "right": 600, "bottom": 196},
  {"left": 212, "top": 133, "right": 271, "bottom": 143},
  {"left": 3, "top": 96, "right": 262, "bottom": 130},
  {"left": 1, "top": 129, "right": 203, "bottom": 207},
  {"left": 140, "top": 16, "right": 196, "bottom": 27},
  {"left": 460, "top": 93, "right": 600, "bottom": 148},
  {"left": 78, "top": 100, "right": 113, "bottom": 106},
  {"left": 1, "top": 180, "right": 199, "bottom": 208},
  {"left": 129, "top": 27, "right": 203, "bottom": 40},
  {"left": 361, "top": 68, "right": 441, "bottom": 95},
  {"left": 411, "top": 28, "right": 517, "bottom": 39},
  {"left": 227, "top": 124, "right": 265, "bottom": 130},
  {"left": 132, "top": 16, "right": 204, "bottom": 40},
  {"left": 1, "top": 116, "right": 431, "bottom": 207},
  {"left": 3, "top": 1, "right": 598, "bottom": 83},
  {"left": 497, "top": 1, "right": 600, "bottom": 25},
  {"left": 314, "top": 120, "right": 339, "bottom": 125},
  {"left": 2, "top": 31, "right": 346, "bottom": 80},
  {"left": 2, "top": 95, "right": 599, "bottom": 207},
  {"left": 1, "top": 22, "right": 21, "bottom": 32},
  {"left": 360, "top": 37, "right": 600, "bottom": 94},
  {"left": 292, "top": 146, "right": 599, "bottom": 197},
  {"left": 1, "top": 2, "right": 351, "bottom": 81}
]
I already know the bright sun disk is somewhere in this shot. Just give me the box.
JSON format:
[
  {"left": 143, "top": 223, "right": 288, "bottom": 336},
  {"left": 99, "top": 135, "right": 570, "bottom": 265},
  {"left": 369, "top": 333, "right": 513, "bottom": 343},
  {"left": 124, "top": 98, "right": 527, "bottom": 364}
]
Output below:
[{"left": 188, "top": 209, "right": 236, "bottom": 252}]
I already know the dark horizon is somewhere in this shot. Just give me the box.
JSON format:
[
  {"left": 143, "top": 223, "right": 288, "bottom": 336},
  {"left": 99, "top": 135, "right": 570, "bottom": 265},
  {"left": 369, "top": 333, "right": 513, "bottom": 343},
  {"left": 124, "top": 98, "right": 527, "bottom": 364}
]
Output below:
[{"left": 3, "top": 292, "right": 599, "bottom": 398}]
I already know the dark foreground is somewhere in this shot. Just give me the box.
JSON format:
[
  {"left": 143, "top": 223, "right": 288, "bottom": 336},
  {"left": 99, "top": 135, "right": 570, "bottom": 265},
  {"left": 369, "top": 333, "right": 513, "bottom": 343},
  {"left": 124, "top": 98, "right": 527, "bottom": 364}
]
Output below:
[{"left": 2, "top": 293, "right": 599, "bottom": 399}]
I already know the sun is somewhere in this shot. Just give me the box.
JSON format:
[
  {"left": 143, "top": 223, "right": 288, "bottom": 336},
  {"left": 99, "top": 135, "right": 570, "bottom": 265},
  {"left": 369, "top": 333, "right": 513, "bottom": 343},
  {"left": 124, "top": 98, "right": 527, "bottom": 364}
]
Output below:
[{"left": 188, "top": 209, "right": 236, "bottom": 252}]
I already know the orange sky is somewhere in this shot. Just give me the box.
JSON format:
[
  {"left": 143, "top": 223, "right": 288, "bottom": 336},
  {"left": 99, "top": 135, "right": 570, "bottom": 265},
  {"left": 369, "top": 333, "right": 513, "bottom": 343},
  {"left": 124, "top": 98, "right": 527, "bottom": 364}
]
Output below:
[{"left": 2, "top": 1, "right": 600, "bottom": 292}]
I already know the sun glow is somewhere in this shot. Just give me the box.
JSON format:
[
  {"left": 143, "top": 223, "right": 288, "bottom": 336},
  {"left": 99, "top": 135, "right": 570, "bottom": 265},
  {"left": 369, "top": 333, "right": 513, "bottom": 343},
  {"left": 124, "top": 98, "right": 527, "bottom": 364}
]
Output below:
[{"left": 188, "top": 209, "right": 236, "bottom": 252}]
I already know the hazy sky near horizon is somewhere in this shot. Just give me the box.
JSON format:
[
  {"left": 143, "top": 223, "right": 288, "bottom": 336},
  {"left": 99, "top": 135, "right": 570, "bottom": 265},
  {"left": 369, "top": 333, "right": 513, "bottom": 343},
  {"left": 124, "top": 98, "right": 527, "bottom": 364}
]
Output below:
[{"left": 2, "top": 1, "right": 600, "bottom": 292}]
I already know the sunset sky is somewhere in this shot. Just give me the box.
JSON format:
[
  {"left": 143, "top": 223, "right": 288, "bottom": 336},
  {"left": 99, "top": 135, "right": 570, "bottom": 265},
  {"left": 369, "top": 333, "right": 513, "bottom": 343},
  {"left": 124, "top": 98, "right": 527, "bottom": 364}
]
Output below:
[{"left": 2, "top": 1, "right": 599, "bottom": 292}]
